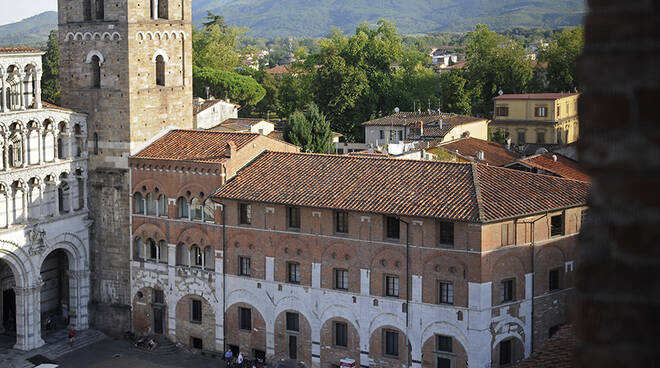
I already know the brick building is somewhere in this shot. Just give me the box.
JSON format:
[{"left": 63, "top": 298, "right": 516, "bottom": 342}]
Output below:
[{"left": 129, "top": 138, "right": 588, "bottom": 368}]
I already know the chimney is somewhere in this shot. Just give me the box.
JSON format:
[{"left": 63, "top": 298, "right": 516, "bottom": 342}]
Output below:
[
  {"left": 225, "top": 141, "right": 237, "bottom": 158},
  {"left": 477, "top": 151, "right": 485, "bottom": 161},
  {"left": 552, "top": 154, "right": 557, "bottom": 162}
]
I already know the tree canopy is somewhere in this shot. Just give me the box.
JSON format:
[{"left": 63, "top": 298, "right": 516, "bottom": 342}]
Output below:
[
  {"left": 193, "top": 67, "right": 266, "bottom": 107},
  {"left": 284, "top": 103, "right": 333, "bottom": 153},
  {"left": 538, "top": 26, "right": 583, "bottom": 92},
  {"left": 41, "top": 30, "right": 60, "bottom": 105}
]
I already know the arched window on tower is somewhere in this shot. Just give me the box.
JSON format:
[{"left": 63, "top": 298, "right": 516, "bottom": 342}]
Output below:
[
  {"left": 190, "top": 198, "right": 202, "bottom": 221},
  {"left": 83, "top": 0, "right": 92, "bottom": 21},
  {"left": 91, "top": 55, "right": 101, "bottom": 88},
  {"left": 158, "top": 194, "right": 167, "bottom": 217},
  {"left": 95, "top": 0, "right": 104, "bottom": 20},
  {"left": 177, "top": 196, "right": 189, "bottom": 219},
  {"left": 93, "top": 133, "right": 99, "bottom": 155},
  {"left": 158, "top": 0, "right": 169, "bottom": 19},
  {"left": 155, "top": 55, "right": 165, "bottom": 86}
]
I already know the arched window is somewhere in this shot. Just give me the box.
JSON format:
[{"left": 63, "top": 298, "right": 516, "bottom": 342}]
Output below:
[
  {"left": 191, "top": 198, "right": 202, "bottom": 221},
  {"left": 93, "top": 133, "right": 99, "bottom": 154},
  {"left": 176, "top": 243, "right": 188, "bottom": 266},
  {"left": 158, "top": 194, "right": 167, "bottom": 217},
  {"left": 159, "top": 240, "right": 168, "bottom": 264},
  {"left": 95, "top": 0, "right": 104, "bottom": 20},
  {"left": 148, "top": 238, "right": 158, "bottom": 260},
  {"left": 9, "top": 134, "right": 23, "bottom": 167},
  {"left": 59, "top": 181, "right": 70, "bottom": 214},
  {"left": 146, "top": 193, "right": 157, "bottom": 216},
  {"left": 191, "top": 245, "right": 202, "bottom": 267},
  {"left": 57, "top": 137, "right": 64, "bottom": 159},
  {"left": 158, "top": 0, "right": 169, "bottom": 19},
  {"left": 83, "top": 0, "right": 92, "bottom": 21},
  {"left": 155, "top": 55, "right": 165, "bottom": 86},
  {"left": 77, "top": 177, "right": 84, "bottom": 210},
  {"left": 75, "top": 138, "right": 82, "bottom": 157},
  {"left": 12, "top": 186, "right": 24, "bottom": 223},
  {"left": 134, "top": 192, "right": 145, "bottom": 214},
  {"left": 135, "top": 237, "right": 145, "bottom": 260},
  {"left": 177, "top": 196, "right": 189, "bottom": 219},
  {"left": 204, "top": 246, "right": 214, "bottom": 270},
  {"left": 91, "top": 55, "right": 101, "bottom": 88},
  {"left": 203, "top": 200, "right": 215, "bottom": 223}
]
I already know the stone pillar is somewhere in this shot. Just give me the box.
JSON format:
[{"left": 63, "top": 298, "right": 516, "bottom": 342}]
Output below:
[
  {"left": 4, "top": 193, "right": 9, "bottom": 228},
  {"left": 2, "top": 138, "right": 7, "bottom": 171},
  {"left": 82, "top": 176, "right": 88, "bottom": 209},
  {"left": 152, "top": 0, "right": 159, "bottom": 19},
  {"left": 311, "top": 329, "right": 321, "bottom": 368},
  {"left": 69, "top": 179, "right": 75, "bottom": 213},
  {"left": 54, "top": 180, "right": 60, "bottom": 215},
  {"left": 69, "top": 270, "right": 90, "bottom": 329},
  {"left": 360, "top": 269, "right": 370, "bottom": 295},
  {"left": 21, "top": 186, "right": 28, "bottom": 222},
  {"left": 19, "top": 72, "right": 25, "bottom": 110},
  {"left": 34, "top": 70, "right": 42, "bottom": 109},
  {"left": 37, "top": 128, "right": 42, "bottom": 164},
  {"left": 1, "top": 73, "right": 6, "bottom": 112},
  {"left": 68, "top": 133, "right": 73, "bottom": 159},
  {"left": 266, "top": 257, "right": 274, "bottom": 282},
  {"left": 13, "top": 283, "right": 45, "bottom": 351},
  {"left": 214, "top": 249, "right": 224, "bottom": 352},
  {"left": 21, "top": 132, "right": 27, "bottom": 168},
  {"left": 38, "top": 184, "right": 44, "bottom": 219},
  {"left": 467, "top": 282, "right": 493, "bottom": 368},
  {"left": 167, "top": 243, "right": 176, "bottom": 338},
  {"left": 312, "top": 262, "right": 321, "bottom": 289},
  {"left": 53, "top": 129, "right": 59, "bottom": 162}
]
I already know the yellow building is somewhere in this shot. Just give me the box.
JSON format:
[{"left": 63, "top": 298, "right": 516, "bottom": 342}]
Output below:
[{"left": 490, "top": 93, "right": 579, "bottom": 145}]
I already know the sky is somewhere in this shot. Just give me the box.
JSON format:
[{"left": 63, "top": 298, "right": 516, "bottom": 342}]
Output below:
[{"left": 0, "top": 0, "right": 56, "bottom": 26}]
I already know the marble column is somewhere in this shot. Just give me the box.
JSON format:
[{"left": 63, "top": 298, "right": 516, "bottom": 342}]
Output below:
[
  {"left": 152, "top": 0, "right": 159, "bottom": 19},
  {"left": 1, "top": 73, "right": 6, "bottom": 112},
  {"left": 37, "top": 128, "right": 42, "bottom": 164},
  {"left": 34, "top": 70, "right": 42, "bottom": 109},
  {"left": 68, "top": 270, "right": 90, "bottom": 329},
  {"left": 19, "top": 72, "right": 25, "bottom": 110},
  {"left": 13, "top": 283, "right": 45, "bottom": 351},
  {"left": 21, "top": 132, "right": 27, "bottom": 167}
]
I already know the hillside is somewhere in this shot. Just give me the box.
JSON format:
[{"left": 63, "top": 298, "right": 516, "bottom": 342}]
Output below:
[
  {"left": 193, "top": 0, "right": 585, "bottom": 38},
  {"left": 0, "top": 0, "right": 584, "bottom": 46},
  {"left": 0, "top": 11, "right": 57, "bottom": 47}
]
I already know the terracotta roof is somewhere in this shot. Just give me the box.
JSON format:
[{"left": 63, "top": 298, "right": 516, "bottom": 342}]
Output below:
[
  {"left": 516, "top": 325, "right": 576, "bottom": 368},
  {"left": 530, "top": 59, "right": 549, "bottom": 69},
  {"left": 193, "top": 99, "right": 235, "bottom": 115},
  {"left": 41, "top": 101, "right": 74, "bottom": 112},
  {"left": 443, "top": 61, "right": 466, "bottom": 70},
  {"left": 513, "top": 153, "right": 590, "bottom": 182},
  {"left": 438, "top": 137, "right": 521, "bottom": 166},
  {"left": 266, "top": 65, "right": 292, "bottom": 75},
  {"left": 209, "top": 118, "right": 272, "bottom": 132},
  {"left": 213, "top": 152, "right": 589, "bottom": 222},
  {"left": 494, "top": 93, "right": 578, "bottom": 101},
  {"left": 0, "top": 47, "right": 42, "bottom": 54},
  {"left": 267, "top": 130, "right": 285, "bottom": 141},
  {"left": 362, "top": 112, "right": 485, "bottom": 127},
  {"left": 133, "top": 130, "right": 260, "bottom": 163}
]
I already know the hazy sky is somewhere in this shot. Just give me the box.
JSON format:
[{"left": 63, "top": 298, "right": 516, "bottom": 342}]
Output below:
[{"left": 0, "top": 0, "right": 57, "bottom": 26}]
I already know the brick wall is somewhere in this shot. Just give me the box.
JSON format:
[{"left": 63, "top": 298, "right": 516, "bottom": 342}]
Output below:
[{"left": 576, "top": 0, "right": 660, "bottom": 366}]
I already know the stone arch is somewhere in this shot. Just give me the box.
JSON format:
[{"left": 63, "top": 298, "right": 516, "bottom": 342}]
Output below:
[
  {"left": 369, "top": 312, "right": 406, "bottom": 336},
  {"left": 176, "top": 227, "right": 212, "bottom": 249},
  {"left": 83, "top": 32, "right": 93, "bottom": 41},
  {"left": 0, "top": 241, "right": 32, "bottom": 287},
  {"left": 368, "top": 322, "right": 412, "bottom": 367},
  {"left": 49, "top": 232, "right": 88, "bottom": 271},
  {"left": 84, "top": 50, "right": 105, "bottom": 64},
  {"left": 319, "top": 303, "right": 360, "bottom": 330},
  {"left": 421, "top": 321, "right": 469, "bottom": 357},
  {"left": 273, "top": 295, "right": 316, "bottom": 333},
  {"left": 111, "top": 32, "right": 121, "bottom": 41},
  {"left": 174, "top": 182, "right": 205, "bottom": 200},
  {"left": 421, "top": 323, "right": 469, "bottom": 368},
  {"left": 225, "top": 299, "right": 268, "bottom": 357},
  {"left": 226, "top": 289, "right": 271, "bottom": 324},
  {"left": 134, "top": 223, "right": 167, "bottom": 244},
  {"left": 492, "top": 334, "right": 525, "bottom": 367},
  {"left": 92, "top": 32, "right": 102, "bottom": 40},
  {"left": 273, "top": 305, "right": 313, "bottom": 365},
  {"left": 64, "top": 32, "right": 75, "bottom": 41},
  {"left": 175, "top": 294, "right": 216, "bottom": 351},
  {"left": 319, "top": 315, "right": 361, "bottom": 366}
]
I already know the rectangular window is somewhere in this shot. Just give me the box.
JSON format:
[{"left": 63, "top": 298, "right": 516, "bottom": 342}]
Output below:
[
  {"left": 287, "top": 207, "right": 301, "bottom": 229},
  {"left": 286, "top": 312, "right": 299, "bottom": 332},
  {"left": 549, "top": 268, "right": 562, "bottom": 291},
  {"left": 334, "top": 322, "right": 348, "bottom": 347},
  {"left": 536, "top": 131, "right": 546, "bottom": 143},
  {"left": 191, "top": 299, "right": 202, "bottom": 323},
  {"left": 379, "top": 130, "right": 385, "bottom": 140},
  {"left": 335, "top": 211, "right": 349, "bottom": 234},
  {"left": 239, "top": 256, "right": 251, "bottom": 277},
  {"left": 289, "top": 335, "right": 297, "bottom": 359},
  {"left": 288, "top": 262, "right": 300, "bottom": 284},
  {"left": 535, "top": 106, "right": 548, "bottom": 117},
  {"left": 437, "top": 221, "right": 454, "bottom": 246},
  {"left": 549, "top": 324, "right": 561, "bottom": 338},
  {"left": 557, "top": 105, "right": 561, "bottom": 116},
  {"left": 191, "top": 337, "right": 203, "bottom": 350},
  {"left": 500, "top": 340, "right": 512, "bottom": 365},
  {"left": 385, "top": 275, "right": 399, "bottom": 297},
  {"left": 389, "top": 130, "right": 395, "bottom": 140},
  {"left": 438, "top": 282, "right": 454, "bottom": 305},
  {"left": 501, "top": 279, "right": 515, "bottom": 303},
  {"left": 436, "top": 335, "right": 453, "bottom": 353},
  {"left": 496, "top": 106, "right": 509, "bottom": 117},
  {"left": 581, "top": 209, "right": 588, "bottom": 228},
  {"left": 517, "top": 130, "right": 526, "bottom": 144},
  {"left": 437, "top": 357, "right": 451, "bottom": 368},
  {"left": 385, "top": 216, "right": 400, "bottom": 239},
  {"left": 384, "top": 330, "right": 399, "bottom": 357},
  {"left": 501, "top": 223, "right": 515, "bottom": 246},
  {"left": 239, "top": 307, "right": 252, "bottom": 330},
  {"left": 239, "top": 203, "right": 252, "bottom": 225},
  {"left": 335, "top": 269, "right": 348, "bottom": 290},
  {"left": 153, "top": 289, "right": 164, "bottom": 304},
  {"left": 551, "top": 214, "right": 564, "bottom": 236}
]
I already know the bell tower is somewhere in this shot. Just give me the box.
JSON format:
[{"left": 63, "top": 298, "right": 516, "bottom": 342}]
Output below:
[{"left": 58, "top": 0, "right": 193, "bottom": 334}]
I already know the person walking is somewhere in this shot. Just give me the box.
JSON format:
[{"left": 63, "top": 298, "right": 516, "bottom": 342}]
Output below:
[
  {"left": 237, "top": 352, "right": 244, "bottom": 368},
  {"left": 68, "top": 328, "right": 76, "bottom": 347}
]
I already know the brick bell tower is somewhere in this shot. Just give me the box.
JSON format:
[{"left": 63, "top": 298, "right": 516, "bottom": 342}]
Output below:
[{"left": 58, "top": 0, "right": 193, "bottom": 334}]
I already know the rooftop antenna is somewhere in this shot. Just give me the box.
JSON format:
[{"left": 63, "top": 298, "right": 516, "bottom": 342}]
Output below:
[
  {"left": 498, "top": 88, "right": 504, "bottom": 96},
  {"left": 394, "top": 107, "right": 400, "bottom": 114}
]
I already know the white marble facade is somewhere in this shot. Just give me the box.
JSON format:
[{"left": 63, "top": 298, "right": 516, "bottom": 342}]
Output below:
[{"left": 0, "top": 49, "right": 90, "bottom": 351}]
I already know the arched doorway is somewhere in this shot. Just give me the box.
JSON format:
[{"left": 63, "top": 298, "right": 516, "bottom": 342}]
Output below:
[
  {"left": 40, "top": 249, "right": 69, "bottom": 335},
  {"left": 0, "top": 258, "right": 17, "bottom": 347}
]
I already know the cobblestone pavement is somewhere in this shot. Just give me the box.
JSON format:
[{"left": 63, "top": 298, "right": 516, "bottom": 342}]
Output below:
[{"left": 1, "top": 330, "right": 223, "bottom": 368}]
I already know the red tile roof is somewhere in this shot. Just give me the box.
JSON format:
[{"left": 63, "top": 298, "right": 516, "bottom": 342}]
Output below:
[
  {"left": 514, "top": 153, "right": 590, "bottom": 182},
  {"left": 213, "top": 152, "right": 589, "bottom": 222},
  {"left": 133, "top": 130, "right": 260, "bottom": 163},
  {"left": 438, "top": 137, "right": 520, "bottom": 166},
  {"left": 266, "top": 65, "right": 292, "bottom": 75},
  {"left": 443, "top": 61, "right": 466, "bottom": 70},
  {"left": 0, "top": 47, "right": 42, "bottom": 54},
  {"left": 516, "top": 325, "right": 576, "bottom": 368},
  {"left": 494, "top": 93, "right": 578, "bottom": 100},
  {"left": 362, "top": 112, "right": 485, "bottom": 127},
  {"left": 41, "top": 101, "right": 74, "bottom": 112}
]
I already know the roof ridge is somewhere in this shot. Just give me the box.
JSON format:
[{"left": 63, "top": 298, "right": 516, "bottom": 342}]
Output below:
[
  {"left": 264, "top": 150, "right": 477, "bottom": 165},
  {"left": 494, "top": 161, "right": 591, "bottom": 183},
  {"left": 171, "top": 128, "right": 259, "bottom": 135},
  {"left": 471, "top": 164, "right": 485, "bottom": 223}
]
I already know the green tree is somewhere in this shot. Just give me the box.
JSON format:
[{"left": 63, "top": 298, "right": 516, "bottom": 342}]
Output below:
[
  {"left": 193, "top": 67, "right": 266, "bottom": 108},
  {"left": 250, "top": 69, "right": 280, "bottom": 117},
  {"left": 192, "top": 23, "right": 245, "bottom": 71},
  {"left": 438, "top": 70, "right": 471, "bottom": 115},
  {"left": 41, "top": 30, "right": 60, "bottom": 105},
  {"left": 464, "top": 24, "right": 532, "bottom": 116},
  {"left": 284, "top": 103, "right": 332, "bottom": 153},
  {"left": 538, "top": 26, "right": 583, "bottom": 92},
  {"left": 202, "top": 12, "right": 229, "bottom": 31},
  {"left": 277, "top": 72, "right": 314, "bottom": 120}
]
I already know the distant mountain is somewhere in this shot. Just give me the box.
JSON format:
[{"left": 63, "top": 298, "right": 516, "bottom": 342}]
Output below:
[
  {"left": 0, "top": 0, "right": 584, "bottom": 46},
  {"left": 192, "top": 0, "right": 585, "bottom": 38},
  {"left": 0, "top": 11, "right": 57, "bottom": 47}
]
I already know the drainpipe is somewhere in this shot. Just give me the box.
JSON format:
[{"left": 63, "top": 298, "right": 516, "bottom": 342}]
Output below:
[
  {"left": 526, "top": 214, "right": 546, "bottom": 355},
  {"left": 221, "top": 163, "right": 227, "bottom": 353},
  {"left": 397, "top": 217, "right": 410, "bottom": 367}
]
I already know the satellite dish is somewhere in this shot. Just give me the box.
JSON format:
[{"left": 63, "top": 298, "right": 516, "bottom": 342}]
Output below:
[
  {"left": 394, "top": 107, "right": 400, "bottom": 114},
  {"left": 498, "top": 89, "right": 504, "bottom": 96}
]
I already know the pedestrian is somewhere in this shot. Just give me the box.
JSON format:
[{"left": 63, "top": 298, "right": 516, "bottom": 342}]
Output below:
[
  {"left": 68, "top": 328, "right": 76, "bottom": 347},
  {"left": 237, "top": 352, "right": 244, "bottom": 368},
  {"left": 225, "top": 350, "right": 233, "bottom": 368}
]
